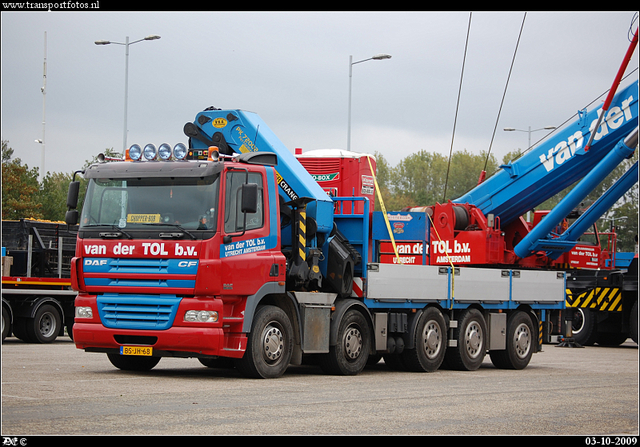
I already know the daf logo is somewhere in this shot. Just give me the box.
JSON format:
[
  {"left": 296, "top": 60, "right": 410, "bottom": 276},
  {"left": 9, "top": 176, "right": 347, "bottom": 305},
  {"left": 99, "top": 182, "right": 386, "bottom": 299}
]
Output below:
[
  {"left": 178, "top": 261, "right": 198, "bottom": 268},
  {"left": 85, "top": 259, "right": 108, "bottom": 266}
]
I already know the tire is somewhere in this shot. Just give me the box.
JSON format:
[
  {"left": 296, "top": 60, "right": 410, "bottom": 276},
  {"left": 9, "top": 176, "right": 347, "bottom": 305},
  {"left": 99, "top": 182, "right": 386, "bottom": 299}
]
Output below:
[
  {"left": 571, "top": 308, "right": 598, "bottom": 346},
  {"left": 26, "top": 304, "right": 61, "bottom": 344},
  {"left": 490, "top": 311, "right": 534, "bottom": 370},
  {"left": 235, "top": 305, "right": 294, "bottom": 379},
  {"left": 320, "top": 308, "right": 371, "bottom": 375},
  {"left": 445, "top": 308, "right": 487, "bottom": 371},
  {"left": 107, "top": 353, "right": 161, "bottom": 371},
  {"left": 11, "top": 317, "right": 30, "bottom": 342},
  {"left": 402, "top": 306, "right": 447, "bottom": 372},
  {"left": 199, "top": 357, "right": 235, "bottom": 369},
  {"left": 629, "top": 301, "right": 638, "bottom": 345},
  {"left": 2, "top": 305, "right": 11, "bottom": 341},
  {"left": 596, "top": 332, "right": 628, "bottom": 346}
]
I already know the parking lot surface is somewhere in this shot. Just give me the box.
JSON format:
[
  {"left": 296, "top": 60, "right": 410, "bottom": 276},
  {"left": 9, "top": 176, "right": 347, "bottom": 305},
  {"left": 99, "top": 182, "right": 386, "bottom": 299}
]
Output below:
[{"left": 1, "top": 337, "right": 638, "bottom": 436}]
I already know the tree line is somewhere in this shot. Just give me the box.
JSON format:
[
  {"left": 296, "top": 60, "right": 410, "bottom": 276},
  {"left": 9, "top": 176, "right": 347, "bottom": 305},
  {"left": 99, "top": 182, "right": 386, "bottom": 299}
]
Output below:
[{"left": 2, "top": 139, "right": 638, "bottom": 252}]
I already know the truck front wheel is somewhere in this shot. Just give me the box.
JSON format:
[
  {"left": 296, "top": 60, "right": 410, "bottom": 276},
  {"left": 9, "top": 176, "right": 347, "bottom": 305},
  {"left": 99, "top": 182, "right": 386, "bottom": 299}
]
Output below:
[
  {"left": 235, "top": 305, "right": 294, "bottom": 379},
  {"left": 107, "top": 353, "right": 161, "bottom": 371}
]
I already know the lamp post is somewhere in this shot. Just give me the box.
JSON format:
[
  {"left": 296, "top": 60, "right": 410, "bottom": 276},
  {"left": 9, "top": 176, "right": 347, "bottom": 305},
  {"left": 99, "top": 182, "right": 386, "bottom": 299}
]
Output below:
[
  {"left": 95, "top": 35, "right": 161, "bottom": 152},
  {"left": 503, "top": 125, "right": 556, "bottom": 150},
  {"left": 347, "top": 53, "right": 391, "bottom": 151},
  {"left": 35, "top": 31, "right": 47, "bottom": 183}
]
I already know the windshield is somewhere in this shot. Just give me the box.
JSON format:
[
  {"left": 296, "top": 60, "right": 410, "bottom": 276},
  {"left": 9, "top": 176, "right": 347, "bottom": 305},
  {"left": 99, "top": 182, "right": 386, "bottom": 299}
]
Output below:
[{"left": 80, "top": 175, "right": 219, "bottom": 232}]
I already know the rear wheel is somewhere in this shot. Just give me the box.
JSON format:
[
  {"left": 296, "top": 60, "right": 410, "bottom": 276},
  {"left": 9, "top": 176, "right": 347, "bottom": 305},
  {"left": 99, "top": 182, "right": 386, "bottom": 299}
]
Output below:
[
  {"left": 490, "top": 311, "right": 534, "bottom": 370},
  {"left": 630, "top": 301, "right": 638, "bottom": 344},
  {"left": 402, "top": 307, "right": 447, "bottom": 372},
  {"left": 445, "top": 308, "right": 487, "bottom": 371},
  {"left": 2, "top": 306, "right": 11, "bottom": 341},
  {"left": 26, "top": 304, "right": 61, "bottom": 344},
  {"left": 235, "top": 305, "right": 293, "bottom": 379},
  {"left": 571, "top": 308, "right": 598, "bottom": 346},
  {"left": 320, "top": 308, "right": 371, "bottom": 375}
]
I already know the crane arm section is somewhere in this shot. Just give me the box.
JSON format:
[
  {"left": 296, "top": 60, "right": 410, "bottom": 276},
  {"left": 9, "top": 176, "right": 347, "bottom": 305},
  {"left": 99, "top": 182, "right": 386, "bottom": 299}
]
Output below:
[
  {"left": 184, "top": 108, "right": 334, "bottom": 234},
  {"left": 453, "top": 80, "right": 638, "bottom": 227}
]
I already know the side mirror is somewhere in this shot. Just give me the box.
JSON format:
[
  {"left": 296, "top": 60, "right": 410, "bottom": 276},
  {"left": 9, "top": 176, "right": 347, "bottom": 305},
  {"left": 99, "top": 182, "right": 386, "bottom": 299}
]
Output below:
[
  {"left": 67, "top": 181, "right": 80, "bottom": 209},
  {"left": 241, "top": 183, "right": 258, "bottom": 214},
  {"left": 65, "top": 209, "right": 79, "bottom": 226},
  {"left": 65, "top": 181, "right": 81, "bottom": 225}
]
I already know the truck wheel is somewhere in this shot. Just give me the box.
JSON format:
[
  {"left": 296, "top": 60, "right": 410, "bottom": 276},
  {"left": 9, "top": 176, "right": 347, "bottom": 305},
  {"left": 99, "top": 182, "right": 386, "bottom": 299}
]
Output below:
[
  {"left": 596, "top": 332, "right": 628, "bottom": 346},
  {"left": 2, "top": 306, "right": 11, "bottom": 341},
  {"left": 445, "top": 308, "right": 487, "bottom": 371},
  {"left": 235, "top": 305, "right": 293, "bottom": 379},
  {"left": 571, "top": 308, "right": 598, "bottom": 346},
  {"left": 402, "top": 306, "right": 447, "bottom": 372},
  {"left": 107, "top": 353, "right": 160, "bottom": 371},
  {"left": 199, "top": 357, "right": 235, "bottom": 369},
  {"left": 630, "top": 301, "right": 638, "bottom": 345},
  {"left": 320, "top": 308, "right": 371, "bottom": 375},
  {"left": 26, "top": 304, "right": 61, "bottom": 344},
  {"left": 490, "top": 311, "right": 534, "bottom": 370}
]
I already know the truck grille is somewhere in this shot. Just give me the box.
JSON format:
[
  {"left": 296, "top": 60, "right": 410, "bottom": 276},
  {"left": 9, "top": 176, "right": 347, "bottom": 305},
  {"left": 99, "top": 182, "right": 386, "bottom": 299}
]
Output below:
[
  {"left": 97, "top": 293, "right": 181, "bottom": 330},
  {"left": 82, "top": 258, "right": 198, "bottom": 294}
]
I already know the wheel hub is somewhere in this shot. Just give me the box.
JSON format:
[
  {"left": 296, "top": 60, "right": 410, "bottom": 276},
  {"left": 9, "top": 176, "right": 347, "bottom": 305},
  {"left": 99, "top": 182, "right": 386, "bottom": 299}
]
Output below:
[
  {"left": 465, "top": 323, "right": 482, "bottom": 357},
  {"left": 40, "top": 312, "right": 56, "bottom": 338},
  {"left": 262, "top": 325, "right": 284, "bottom": 363},
  {"left": 424, "top": 321, "right": 442, "bottom": 358},
  {"left": 343, "top": 326, "right": 363, "bottom": 360},
  {"left": 514, "top": 323, "right": 531, "bottom": 358}
]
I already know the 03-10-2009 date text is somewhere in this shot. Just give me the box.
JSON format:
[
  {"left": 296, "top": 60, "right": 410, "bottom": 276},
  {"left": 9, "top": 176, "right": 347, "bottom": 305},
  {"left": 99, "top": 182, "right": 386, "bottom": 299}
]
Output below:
[{"left": 585, "top": 437, "right": 637, "bottom": 446}]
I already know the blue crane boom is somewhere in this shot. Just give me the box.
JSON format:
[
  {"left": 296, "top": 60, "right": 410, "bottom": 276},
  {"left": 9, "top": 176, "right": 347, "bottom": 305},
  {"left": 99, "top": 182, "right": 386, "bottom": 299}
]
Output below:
[{"left": 453, "top": 80, "right": 638, "bottom": 229}]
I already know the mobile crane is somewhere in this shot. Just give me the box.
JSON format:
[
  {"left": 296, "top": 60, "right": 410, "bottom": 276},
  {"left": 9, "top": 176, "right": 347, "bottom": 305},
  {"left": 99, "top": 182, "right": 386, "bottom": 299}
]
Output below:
[
  {"left": 375, "top": 78, "right": 638, "bottom": 347},
  {"left": 65, "top": 38, "right": 637, "bottom": 379}
]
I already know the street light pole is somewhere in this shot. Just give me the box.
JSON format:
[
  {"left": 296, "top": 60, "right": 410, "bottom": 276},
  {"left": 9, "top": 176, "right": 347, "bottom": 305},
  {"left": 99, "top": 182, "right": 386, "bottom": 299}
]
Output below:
[
  {"left": 95, "top": 35, "right": 160, "bottom": 153},
  {"left": 503, "top": 125, "right": 556, "bottom": 150},
  {"left": 347, "top": 53, "right": 391, "bottom": 151}
]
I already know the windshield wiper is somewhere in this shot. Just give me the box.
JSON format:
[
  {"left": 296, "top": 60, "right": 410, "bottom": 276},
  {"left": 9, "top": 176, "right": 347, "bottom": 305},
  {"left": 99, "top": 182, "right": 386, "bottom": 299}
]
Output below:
[
  {"left": 140, "top": 223, "right": 197, "bottom": 240},
  {"left": 82, "top": 224, "right": 133, "bottom": 239}
]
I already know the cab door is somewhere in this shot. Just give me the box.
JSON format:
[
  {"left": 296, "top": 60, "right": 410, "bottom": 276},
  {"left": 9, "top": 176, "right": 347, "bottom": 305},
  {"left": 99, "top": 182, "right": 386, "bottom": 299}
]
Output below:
[{"left": 219, "top": 166, "right": 283, "bottom": 296}]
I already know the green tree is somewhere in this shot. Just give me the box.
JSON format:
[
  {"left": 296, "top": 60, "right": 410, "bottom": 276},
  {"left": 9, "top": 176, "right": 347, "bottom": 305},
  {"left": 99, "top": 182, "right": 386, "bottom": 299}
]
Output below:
[
  {"left": 38, "top": 171, "right": 76, "bottom": 222},
  {"left": 2, "top": 140, "right": 43, "bottom": 220}
]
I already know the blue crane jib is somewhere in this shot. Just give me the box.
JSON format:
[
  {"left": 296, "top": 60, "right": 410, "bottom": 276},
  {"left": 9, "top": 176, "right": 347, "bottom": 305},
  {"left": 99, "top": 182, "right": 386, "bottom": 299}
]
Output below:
[
  {"left": 454, "top": 80, "right": 638, "bottom": 228},
  {"left": 183, "top": 108, "right": 334, "bottom": 235}
]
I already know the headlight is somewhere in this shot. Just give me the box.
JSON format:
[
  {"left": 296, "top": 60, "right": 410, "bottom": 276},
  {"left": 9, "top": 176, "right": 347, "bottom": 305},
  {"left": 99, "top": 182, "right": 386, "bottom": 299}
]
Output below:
[
  {"left": 158, "top": 143, "right": 172, "bottom": 160},
  {"left": 173, "top": 143, "right": 188, "bottom": 160},
  {"left": 128, "top": 144, "right": 142, "bottom": 161},
  {"left": 75, "top": 306, "right": 93, "bottom": 319},
  {"left": 143, "top": 143, "right": 158, "bottom": 161},
  {"left": 184, "top": 310, "right": 218, "bottom": 323}
]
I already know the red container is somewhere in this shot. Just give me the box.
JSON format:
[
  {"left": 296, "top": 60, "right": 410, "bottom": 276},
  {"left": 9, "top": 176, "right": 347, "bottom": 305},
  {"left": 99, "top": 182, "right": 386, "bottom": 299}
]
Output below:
[{"left": 296, "top": 149, "right": 376, "bottom": 216}]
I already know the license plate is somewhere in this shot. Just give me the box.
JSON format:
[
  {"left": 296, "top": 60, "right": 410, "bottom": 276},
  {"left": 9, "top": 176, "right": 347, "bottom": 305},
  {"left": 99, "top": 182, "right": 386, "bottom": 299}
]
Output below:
[{"left": 120, "top": 346, "right": 153, "bottom": 356}]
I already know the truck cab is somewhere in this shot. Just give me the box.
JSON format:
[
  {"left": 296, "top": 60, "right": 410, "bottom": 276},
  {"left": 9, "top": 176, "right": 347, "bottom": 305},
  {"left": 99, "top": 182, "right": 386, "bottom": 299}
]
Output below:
[{"left": 69, "top": 149, "right": 295, "bottom": 375}]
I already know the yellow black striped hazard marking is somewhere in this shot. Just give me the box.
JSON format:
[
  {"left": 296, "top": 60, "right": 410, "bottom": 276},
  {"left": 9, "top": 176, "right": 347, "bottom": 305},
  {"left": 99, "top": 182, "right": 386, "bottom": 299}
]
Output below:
[{"left": 566, "top": 287, "right": 622, "bottom": 312}]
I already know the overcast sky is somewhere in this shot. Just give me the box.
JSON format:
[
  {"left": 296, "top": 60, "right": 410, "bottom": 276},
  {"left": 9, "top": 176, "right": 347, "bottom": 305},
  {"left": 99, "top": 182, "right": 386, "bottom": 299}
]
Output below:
[{"left": 1, "top": 10, "right": 638, "bottom": 178}]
